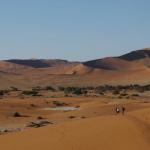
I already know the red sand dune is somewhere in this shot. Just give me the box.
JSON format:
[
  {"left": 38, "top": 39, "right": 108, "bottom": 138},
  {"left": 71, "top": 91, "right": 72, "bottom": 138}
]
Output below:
[{"left": 0, "top": 48, "right": 150, "bottom": 88}]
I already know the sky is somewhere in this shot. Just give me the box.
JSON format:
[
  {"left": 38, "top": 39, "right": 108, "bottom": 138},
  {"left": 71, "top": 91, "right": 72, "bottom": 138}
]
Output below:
[{"left": 0, "top": 0, "right": 150, "bottom": 61}]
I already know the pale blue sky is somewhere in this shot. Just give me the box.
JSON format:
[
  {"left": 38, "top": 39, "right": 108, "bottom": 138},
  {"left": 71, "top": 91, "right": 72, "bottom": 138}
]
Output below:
[{"left": 0, "top": 0, "right": 150, "bottom": 61}]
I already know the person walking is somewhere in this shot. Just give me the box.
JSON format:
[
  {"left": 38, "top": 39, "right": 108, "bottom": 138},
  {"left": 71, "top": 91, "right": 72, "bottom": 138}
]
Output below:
[
  {"left": 115, "top": 107, "right": 120, "bottom": 115},
  {"left": 121, "top": 106, "right": 125, "bottom": 115}
]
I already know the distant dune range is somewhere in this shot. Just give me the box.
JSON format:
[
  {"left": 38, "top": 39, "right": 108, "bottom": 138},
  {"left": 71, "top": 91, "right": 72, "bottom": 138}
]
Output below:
[{"left": 0, "top": 48, "right": 150, "bottom": 89}]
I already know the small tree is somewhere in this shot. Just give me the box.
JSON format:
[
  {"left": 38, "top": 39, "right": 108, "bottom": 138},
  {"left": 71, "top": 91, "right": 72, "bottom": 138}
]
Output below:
[
  {"left": 113, "top": 90, "right": 120, "bottom": 95},
  {"left": 10, "top": 86, "right": 19, "bottom": 91},
  {"left": 45, "top": 86, "right": 56, "bottom": 91}
]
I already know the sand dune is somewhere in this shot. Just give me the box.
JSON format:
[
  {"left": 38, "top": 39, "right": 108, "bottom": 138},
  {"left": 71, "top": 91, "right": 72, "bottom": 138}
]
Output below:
[
  {"left": 0, "top": 48, "right": 150, "bottom": 88},
  {"left": 66, "top": 63, "right": 94, "bottom": 75},
  {"left": 0, "top": 93, "right": 149, "bottom": 150},
  {"left": 0, "top": 48, "right": 150, "bottom": 150},
  {"left": 0, "top": 113, "right": 149, "bottom": 150},
  {"left": 0, "top": 60, "right": 33, "bottom": 74}
]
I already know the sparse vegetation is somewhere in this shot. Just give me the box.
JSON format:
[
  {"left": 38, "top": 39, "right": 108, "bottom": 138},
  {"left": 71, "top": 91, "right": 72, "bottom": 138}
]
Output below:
[
  {"left": 13, "top": 112, "right": 22, "bottom": 117},
  {"left": 132, "top": 94, "right": 140, "bottom": 97},
  {"left": 68, "top": 116, "right": 76, "bottom": 119},
  {"left": 58, "top": 86, "right": 65, "bottom": 91},
  {"left": 30, "top": 104, "right": 37, "bottom": 107},
  {"left": 44, "top": 86, "right": 56, "bottom": 91},
  {"left": 22, "top": 90, "right": 42, "bottom": 96},
  {"left": 53, "top": 101, "right": 68, "bottom": 106},
  {"left": 37, "top": 116, "right": 44, "bottom": 120},
  {"left": 32, "top": 86, "right": 42, "bottom": 91},
  {"left": 0, "top": 91, "right": 4, "bottom": 96},
  {"left": 62, "top": 87, "right": 88, "bottom": 96},
  {"left": 120, "top": 93, "right": 128, "bottom": 97},
  {"left": 10, "top": 86, "right": 19, "bottom": 91},
  {"left": 1, "top": 84, "right": 150, "bottom": 98},
  {"left": 0, "top": 90, "right": 9, "bottom": 96},
  {"left": 113, "top": 90, "right": 120, "bottom": 95}
]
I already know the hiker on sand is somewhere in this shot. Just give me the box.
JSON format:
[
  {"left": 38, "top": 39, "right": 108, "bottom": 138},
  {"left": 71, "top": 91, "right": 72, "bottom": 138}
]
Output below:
[
  {"left": 121, "top": 106, "right": 126, "bottom": 115},
  {"left": 115, "top": 107, "right": 120, "bottom": 115}
]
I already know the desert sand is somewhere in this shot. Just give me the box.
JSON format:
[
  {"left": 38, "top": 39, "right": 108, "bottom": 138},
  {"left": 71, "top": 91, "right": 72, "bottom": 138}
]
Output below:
[
  {"left": 0, "top": 96, "right": 149, "bottom": 150},
  {"left": 0, "top": 48, "right": 150, "bottom": 150}
]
